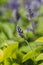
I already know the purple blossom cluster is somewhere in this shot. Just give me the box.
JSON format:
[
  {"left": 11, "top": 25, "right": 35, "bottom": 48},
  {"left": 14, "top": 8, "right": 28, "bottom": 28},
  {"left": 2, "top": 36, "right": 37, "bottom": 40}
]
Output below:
[
  {"left": 4, "top": 2, "right": 19, "bottom": 9},
  {"left": 24, "top": 0, "right": 43, "bottom": 34},
  {"left": 16, "top": 25, "right": 25, "bottom": 38},
  {"left": 0, "top": 0, "right": 43, "bottom": 23}
]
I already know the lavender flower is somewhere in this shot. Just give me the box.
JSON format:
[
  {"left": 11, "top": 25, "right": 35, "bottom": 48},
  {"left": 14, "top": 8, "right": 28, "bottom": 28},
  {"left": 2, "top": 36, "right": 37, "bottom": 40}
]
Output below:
[
  {"left": 4, "top": 1, "right": 19, "bottom": 9},
  {"left": 16, "top": 26, "right": 30, "bottom": 46},
  {"left": 26, "top": 0, "right": 41, "bottom": 14},
  {"left": 16, "top": 26, "right": 33, "bottom": 48},
  {"left": 32, "top": 21, "right": 38, "bottom": 34},
  {"left": 16, "top": 26, "right": 25, "bottom": 38},
  {"left": 31, "top": 0, "right": 41, "bottom": 10},
  {"left": 38, "top": 0, "right": 41, "bottom": 3},
  {"left": 28, "top": 9, "right": 34, "bottom": 19},
  {"left": 26, "top": 28, "right": 32, "bottom": 31},
  {"left": 26, "top": 21, "right": 38, "bottom": 35},
  {"left": 37, "top": 0, "right": 43, "bottom": 4},
  {"left": 11, "top": 3, "right": 19, "bottom": 9},
  {"left": 32, "top": 21, "right": 37, "bottom": 27}
]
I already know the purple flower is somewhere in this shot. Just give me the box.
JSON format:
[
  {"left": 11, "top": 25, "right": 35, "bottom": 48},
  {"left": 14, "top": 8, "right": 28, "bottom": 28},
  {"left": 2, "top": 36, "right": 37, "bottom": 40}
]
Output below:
[
  {"left": 4, "top": 2, "right": 19, "bottom": 9},
  {"left": 11, "top": 2, "right": 19, "bottom": 9},
  {"left": 16, "top": 26, "right": 23, "bottom": 33},
  {"left": 27, "top": 2, "right": 31, "bottom": 8},
  {"left": 16, "top": 26, "right": 25, "bottom": 38},
  {"left": 32, "top": 21, "right": 38, "bottom": 28},
  {"left": 41, "top": 0, "right": 43, "bottom": 4},
  {"left": 27, "top": 0, "right": 41, "bottom": 10},
  {"left": 26, "top": 21, "right": 37, "bottom": 34},
  {"left": 26, "top": 28, "right": 32, "bottom": 31},
  {"left": 29, "top": 9, "right": 34, "bottom": 19},
  {"left": 37, "top": 0, "right": 41, "bottom": 3},
  {"left": 26, "top": 8, "right": 34, "bottom": 20}
]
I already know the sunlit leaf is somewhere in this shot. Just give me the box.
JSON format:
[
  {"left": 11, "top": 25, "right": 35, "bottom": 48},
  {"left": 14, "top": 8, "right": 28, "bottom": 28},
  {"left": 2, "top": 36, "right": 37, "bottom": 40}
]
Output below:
[
  {"left": 12, "top": 63, "right": 20, "bottom": 65},
  {"left": 4, "top": 42, "right": 18, "bottom": 59},
  {"left": 35, "top": 53, "right": 43, "bottom": 61},
  {"left": 35, "top": 37, "right": 43, "bottom": 42},
  {"left": 22, "top": 47, "right": 43, "bottom": 63},
  {"left": 36, "top": 17, "right": 43, "bottom": 36},
  {"left": 4, "top": 59, "right": 11, "bottom": 65},
  {"left": 38, "top": 63, "right": 43, "bottom": 65},
  {"left": 0, "top": 49, "right": 4, "bottom": 62},
  {"left": 2, "top": 23, "right": 13, "bottom": 39}
]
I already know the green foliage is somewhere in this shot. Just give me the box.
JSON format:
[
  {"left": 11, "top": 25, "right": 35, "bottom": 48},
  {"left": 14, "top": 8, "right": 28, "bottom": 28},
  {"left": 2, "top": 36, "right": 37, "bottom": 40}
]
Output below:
[
  {"left": 22, "top": 47, "right": 43, "bottom": 63},
  {"left": 4, "top": 42, "right": 18, "bottom": 59},
  {"left": 2, "top": 23, "right": 13, "bottom": 39},
  {"left": 0, "top": 0, "right": 7, "bottom": 6},
  {"left": 0, "top": 1, "right": 43, "bottom": 65},
  {"left": 35, "top": 53, "right": 43, "bottom": 61},
  {"left": 36, "top": 17, "right": 43, "bottom": 36},
  {"left": 38, "top": 63, "right": 43, "bottom": 65},
  {"left": 39, "top": 5, "right": 43, "bottom": 14}
]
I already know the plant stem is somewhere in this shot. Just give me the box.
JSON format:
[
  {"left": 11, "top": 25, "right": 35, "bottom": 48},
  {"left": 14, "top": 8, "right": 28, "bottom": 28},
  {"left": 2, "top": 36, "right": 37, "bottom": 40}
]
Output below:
[{"left": 24, "top": 39, "right": 33, "bottom": 50}]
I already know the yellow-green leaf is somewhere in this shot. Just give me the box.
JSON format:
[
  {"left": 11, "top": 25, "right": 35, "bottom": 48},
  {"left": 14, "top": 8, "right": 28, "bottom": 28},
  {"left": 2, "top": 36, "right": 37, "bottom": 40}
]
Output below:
[
  {"left": 4, "top": 42, "right": 18, "bottom": 59},
  {"left": 22, "top": 47, "right": 43, "bottom": 63},
  {"left": 12, "top": 63, "right": 20, "bottom": 65},
  {"left": 39, "top": 63, "right": 43, "bottom": 65},
  {"left": 35, "top": 53, "right": 43, "bottom": 61}
]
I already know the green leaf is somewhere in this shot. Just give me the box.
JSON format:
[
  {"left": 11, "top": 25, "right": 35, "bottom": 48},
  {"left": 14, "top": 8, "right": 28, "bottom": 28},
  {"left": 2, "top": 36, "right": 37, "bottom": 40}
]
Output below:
[
  {"left": 4, "top": 42, "right": 18, "bottom": 59},
  {"left": 14, "top": 51, "right": 24, "bottom": 64},
  {"left": 12, "top": 63, "right": 20, "bottom": 65},
  {"left": 19, "top": 7, "right": 28, "bottom": 21},
  {"left": 2, "top": 23, "right": 13, "bottom": 39},
  {"left": 0, "top": 0, "right": 7, "bottom": 6},
  {"left": 0, "top": 49, "right": 4, "bottom": 62},
  {"left": 7, "top": 23, "right": 15, "bottom": 32},
  {"left": 4, "top": 59, "right": 11, "bottom": 65},
  {"left": 0, "top": 32, "right": 7, "bottom": 40},
  {"left": 24, "top": 30, "right": 35, "bottom": 41},
  {"left": 19, "top": 42, "right": 43, "bottom": 53},
  {"left": 22, "top": 47, "right": 43, "bottom": 63},
  {"left": 12, "top": 51, "right": 24, "bottom": 59},
  {"left": 36, "top": 17, "right": 43, "bottom": 36},
  {"left": 38, "top": 63, "right": 43, "bottom": 65},
  {"left": 19, "top": 7, "right": 29, "bottom": 28},
  {"left": 39, "top": 5, "right": 43, "bottom": 14},
  {"left": 35, "top": 53, "right": 43, "bottom": 61},
  {"left": 11, "top": 51, "right": 24, "bottom": 64},
  {"left": 19, "top": 45, "right": 31, "bottom": 53}
]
